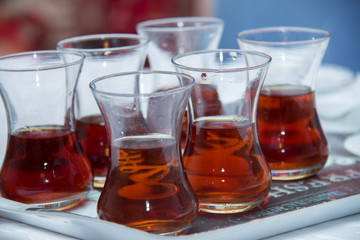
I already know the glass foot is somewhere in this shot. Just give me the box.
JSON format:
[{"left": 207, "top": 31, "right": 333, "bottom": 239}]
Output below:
[
  {"left": 199, "top": 197, "right": 266, "bottom": 214},
  {"left": 271, "top": 163, "right": 326, "bottom": 181}
]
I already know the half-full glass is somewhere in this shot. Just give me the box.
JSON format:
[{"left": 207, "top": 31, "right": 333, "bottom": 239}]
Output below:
[
  {"left": 237, "top": 27, "right": 330, "bottom": 180},
  {"left": 57, "top": 34, "right": 148, "bottom": 188},
  {"left": 172, "top": 50, "right": 272, "bottom": 214},
  {"left": 90, "top": 71, "right": 198, "bottom": 235},
  {"left": 0, "top": 51, "right": 92, "bottom": 210}
]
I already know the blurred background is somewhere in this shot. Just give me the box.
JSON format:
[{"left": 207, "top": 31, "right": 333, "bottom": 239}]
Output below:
[
  {"left": 0, "top": 0, "right": 211, "bottom": 54},
  {"left": 215, "top": 0, "right": 360, "bottom": 72},
  {"left": 0, "top": 0, "right": 359, "bottom": 71}
]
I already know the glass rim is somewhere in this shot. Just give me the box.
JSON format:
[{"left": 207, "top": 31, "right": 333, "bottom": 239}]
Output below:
[
  {"left": 171, "top": 49, "right": 272, "bottom": 73},
  {"left": 236, "top": 26, "right": 330, "bottom": 46},
  {"left": 0, "top": 50, "right": 85, "bottom": 72},
  {"left": 57, "top": 33, "right": 149, "bottom": 52},
  {"left": 136, "top": 16, "right": 224, "bottom": 32},
  {"left": 89, "top": 70, "right": 195, "bottom": 98}
]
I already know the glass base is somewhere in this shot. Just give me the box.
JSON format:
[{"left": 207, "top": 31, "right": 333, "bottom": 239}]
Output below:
[
  {"left": 271, "top": 163, "right": 325, "bottom": 181},
  {"left": 199, "top": 197, "right": 265, "bottom": 214},
  {"left": 126, "top": 219, "right": 193, "bottom": 235},
  {"left": 93, "top": 176, "right": 106, "bottom": 189},
  {"left": 23, "top": 190, "right": 91, "bottom": 210}
]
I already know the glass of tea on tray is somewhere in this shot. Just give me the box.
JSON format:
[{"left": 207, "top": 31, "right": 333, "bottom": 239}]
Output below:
[
  {"left": 0, "top": 50, "right": 92, "bottom": 210},
  {"left": 172, "top": 50, "right": 272, "bottom": 214},
  {"left": 136, "top": 17, "right": 224, "bottom": 151},
  {"left": 90, "top": 71, "right": 198, "bottom": 235},
  {"left": 237, "top": 27, "right": 331, "bottom": 180},
  {"left": 57, "top": 34, "right": 148, "bottom": 188}
]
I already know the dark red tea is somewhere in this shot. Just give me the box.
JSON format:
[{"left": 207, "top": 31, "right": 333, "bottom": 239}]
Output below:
[
  {"left": 75, "top": 115, "right": 109, "bottom": 187},
  {"left": 0, "top": 126, "right": 92, "bottom": 207},
  {"left": 192, "top": 83, "right": 222, "bottom": 117},
  {"left": 257, "top": 85, "right": 329, "bottom": 179},
  {"left": 181, "top": 83, "right": 222, "bottom": 150},
  {"left": 183, "top": 117, "right": 271, "bottom": 213},
  {"left": 181, "top": 110, "right": 188, "bottom": 150},
  {"left": 98, "top": 135, "right": 198, "bottom": 234}
]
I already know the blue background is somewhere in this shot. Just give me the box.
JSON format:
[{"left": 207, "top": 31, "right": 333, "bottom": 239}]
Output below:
[{"left": 213, "top": 0, "right": 360, "bottom": 72}]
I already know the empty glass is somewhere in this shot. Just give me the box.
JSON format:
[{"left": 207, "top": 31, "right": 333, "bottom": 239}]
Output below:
[
  {"left": 90, "top": 71, "right": 198, "bottom": 235},
  {"left": 0, "top": 51, "right": 92, "bottom": 210},
  {"left": 172, "top": 50, "right": 272, "bottom": 214},
  {"left": 57, "top": 34, "right": 148, "bottom": 188},
  {"left": 237, "top": 27, "right": 330, "bottom": 180}
]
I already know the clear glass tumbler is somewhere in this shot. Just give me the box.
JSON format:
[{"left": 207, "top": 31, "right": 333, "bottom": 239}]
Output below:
[
  {"left": 57, "top": 34, "right": 148, "bottom": 188},
  {"left": 90, "top": 71, "right": 198, "bottom": 235},
  {"left": 0, "top": 51, "right": 92, "bottom": 210},
  {"left": 136, "top": 16, "right": 224, "bottom": 150},
  {"left": 172, "top": 50, "right": 272, "bottom": 214},
  {"left": 237, "top": 27, "right": 330, "bottom": 180}
]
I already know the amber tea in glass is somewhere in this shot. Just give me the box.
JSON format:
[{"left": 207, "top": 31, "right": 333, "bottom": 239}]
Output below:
[
  {"left": 0, "top": 51, "right": 92, "bottom": 209},
  {"left": 172, "top": 50, "right": 272, "bottom": 214},
  {"left": 237, "top": 27, "right": 331, "bottom": 180},
  {"left": 185, "top": 117, "right": 270, "bottom": 210},
  {"left": 75, "top": 115, "right": 109, "bottom": 178},
  {"left": 98, "top": 135, "right": 197, "bottom": 234},
  {"left": 90, "top": 71, "right": 198, "bottom": 235},
  {"left": 1, "top": 127, "right": 92, "bottom": 208},
  {"left": 57, "top": 34, "right": 148, "bottom": 188},
  {"left": 257, "top": 86, "right": 329, "bottom": 179}
]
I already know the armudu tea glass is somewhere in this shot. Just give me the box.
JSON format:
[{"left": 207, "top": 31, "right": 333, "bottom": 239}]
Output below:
[
  {"left": 172, "top": 49, "right": 272, "bottom": 214},
  {"left": 90, "top": 71, "right": 198, "bottom": 234},
  {"left": 0, "top": 50, "right": 92, "bottom": 210},
  {"left": 237, "top": 27, "right": 330, "bottom": 180},
  {"left": 136, "top": 17, "right": 224, "bottom": 150},
  {"left": 57, "top": 34, "right": 148, "bottom": 188}
]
